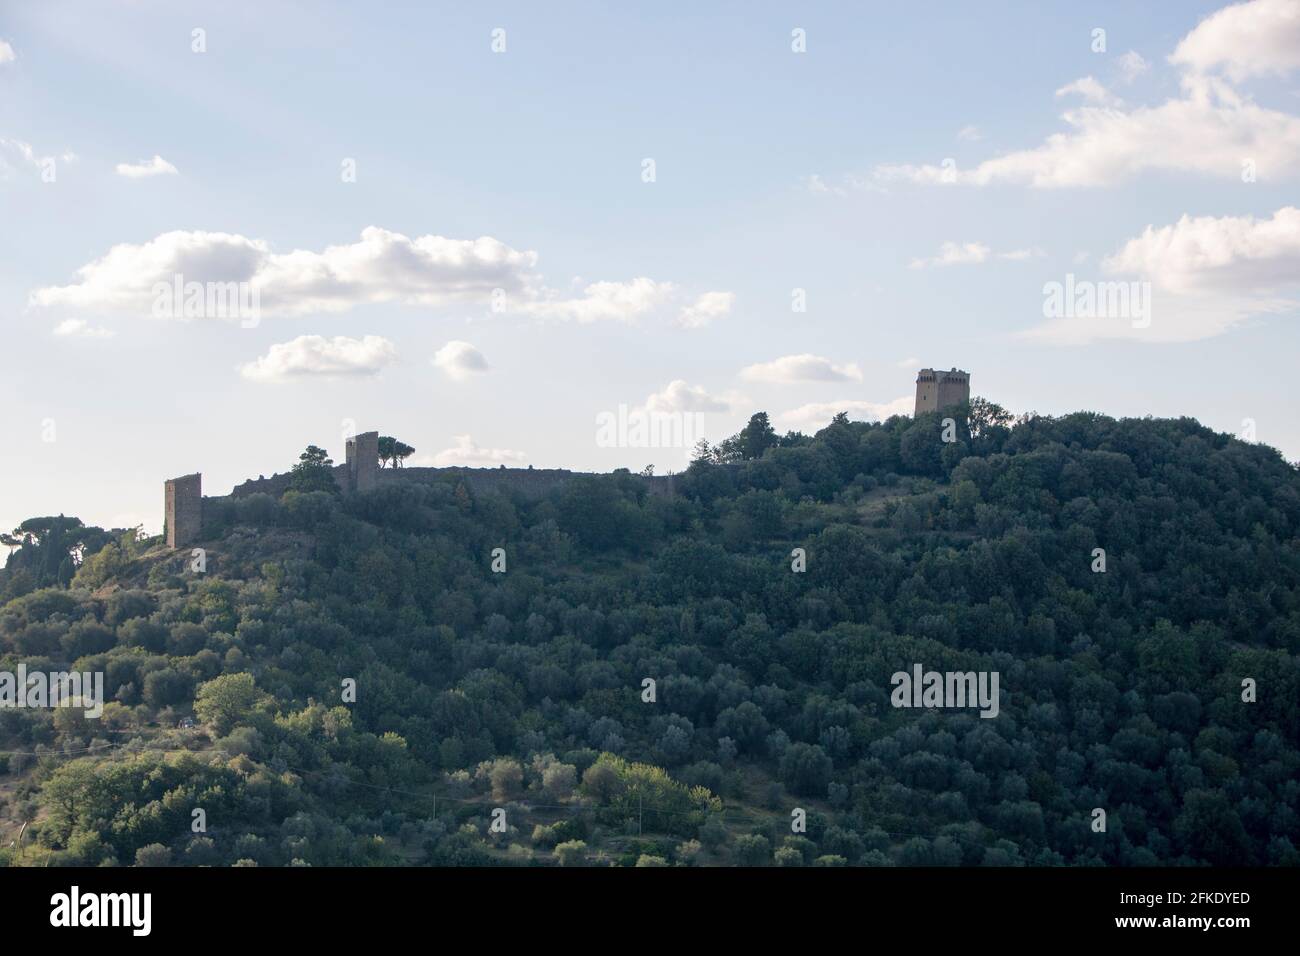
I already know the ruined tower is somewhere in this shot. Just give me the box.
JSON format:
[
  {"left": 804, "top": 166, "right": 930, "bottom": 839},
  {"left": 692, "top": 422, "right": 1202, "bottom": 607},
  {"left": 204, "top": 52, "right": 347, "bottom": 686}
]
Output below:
[
  {"left": 164, "top": 473, "right": 202, "bottom": 549},
  {"left": 345, "top": 431, "right": 379, "bottom": 493},
  {"left": 914, "top": 368, "right": 970, "bottom": 416}
]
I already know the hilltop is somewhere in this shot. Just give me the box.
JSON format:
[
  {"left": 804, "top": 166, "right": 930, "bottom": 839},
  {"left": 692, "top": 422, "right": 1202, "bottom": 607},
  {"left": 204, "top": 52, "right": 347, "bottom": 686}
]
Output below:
[{"left": 1, "top": 402, "right": 1298, "bottom": 867}]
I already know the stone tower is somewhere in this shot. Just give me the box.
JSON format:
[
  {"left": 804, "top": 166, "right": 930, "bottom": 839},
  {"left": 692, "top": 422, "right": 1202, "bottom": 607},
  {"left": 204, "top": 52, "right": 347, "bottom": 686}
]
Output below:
[
  {"left": 164, "top": 473, "right": 202, "bottom": 549},
  {"left": 914, "top": 368, "right": 970, "bottom": 416},
  {"left": 345, "top": 431, "right": 380, "bottom": 493}
]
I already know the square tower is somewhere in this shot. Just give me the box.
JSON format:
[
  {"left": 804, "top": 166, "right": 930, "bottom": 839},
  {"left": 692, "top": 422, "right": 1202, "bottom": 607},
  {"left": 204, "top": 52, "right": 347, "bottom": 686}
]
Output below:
[
  {"left": 915, "top": 368, "right": 970, "bottom": 415},
  {"left": 345, "top": 431, "right": 380, "bottom": 493},
  {"left": 164, "top": 473, "right": 202, "bottom": 549},
  {"left": 914, "top": 369, "right": 938, "bottom": 415}
]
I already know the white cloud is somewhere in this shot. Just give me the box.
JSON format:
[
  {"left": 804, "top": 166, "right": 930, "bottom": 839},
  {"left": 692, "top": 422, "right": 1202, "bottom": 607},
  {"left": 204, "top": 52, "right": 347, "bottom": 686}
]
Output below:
[
  {"left": 777, "top": 396, "right": 913, "bottom": 431},
  {"left": 805, "top": 173, "right": 839, "bottom": 194},
  {"left": 1170, "top": 0, "right": 1300, "bottom": 80},
  {"left": 804, "top": 171, "right": 885, "bottom": 196},
  {"left": 643, "top": 380, "right": 732, "bottom": 413},
  {"left": 876, "top": 74, "right": 1300, "bottom": 187},
  {"left": 910, "top": 241, "right": 990, "bottom": 268},
  {"left": 998, "top": 247, "right": 1045, "bottom": 261},
  {"left": 1019, "top": 294, "right": 1293, "bottom": 346},
  {"left": 0, "top": 39, "right": 15, "bottom": 64},
  {"left": 740, "top": 353, "right": 862, "bottom": 384},
  {"left": 909, "top": 242, "right": 1041, "bottom": 268},
  {"left": 871, "top": 4, "right": 1300, "bottom": 189},
  {"left": 432, "top": 339, "right": 490, "bottom": 380},
  {"left": 1103, "top": 205, "right": 1300, "bottom": 294},
  {"left": 1055, "top": 75, "right": 1117, "bottom": 105},
  {"left": 895, "top": 356, "right": 919, "bottom": 368},
  {"left": 115, "top": 155, "right": 178, "bottom": 178},
  {"left": 53, "top": 318, "right": 114, "bottom": 339},
  {"left": 1021, "top": 206, "right": 1300, "bottom": 344},
  {"left": 957, "top": 125, "right": 983, "bottom": 142},
  {"left": 239, "top": 334, "right": 397, "bottom": 382},
  {"left": 1118, "top": 51, "right": 1150, "bottom": 83},
  {"left": 427, "top": 435, "right": 527, "bottom": 467},
  {"left": 30, "top": 227, "right": 710, "bottom": 327},
  {"left": 1, "top": 139, "right": 76, "bottom": 178},
  {"left": 30, "top": 227, "right": 542, "bottom": 318},
  {"left": 523, "top": 277, "right": 676, "bottom": 323},
  {"left": 676, "top": 290, "right": 735, "bottom": 328}
]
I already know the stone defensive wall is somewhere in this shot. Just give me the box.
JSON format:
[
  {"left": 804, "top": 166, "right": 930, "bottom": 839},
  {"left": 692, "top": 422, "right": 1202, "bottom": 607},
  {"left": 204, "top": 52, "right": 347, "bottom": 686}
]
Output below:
[
  {"left": 167, "top": 429, "right": 676, "bottom": 548},
  {"left": 224, "top": 463, "right": 675, "bottom": 502}
]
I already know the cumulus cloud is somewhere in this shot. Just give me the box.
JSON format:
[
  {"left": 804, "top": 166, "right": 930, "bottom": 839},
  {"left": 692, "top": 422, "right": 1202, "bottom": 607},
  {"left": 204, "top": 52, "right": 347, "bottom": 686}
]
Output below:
[
  {"left": 870, "top": 3, "right": 1300, "bottom": 188},
  {"left": 1103, "top": 205, "right": 1300, "bottom": 294},
  {"left": 1170, "top": 0, "right": 1300, "bottom": 80},
  {"left": 432, "top": 339, "right": 490, "bottom": 380},
  {"left": 30, "top": 227, "right": 542, "bottom": 318},
  {"left": 1055, "top": 76, "right": 1117, "bottom": 105},
  {"left": 1021, "top": 206, "right": 1300, "bottom": 344},
  {"left": 0, "top": 39, "right": 15, "bottom": 64},
  {"left": 777, "top": 397, "right": 914, "bottom": 431},
  {"left": 676, "top": 290, "right": 735, "bottom": 329},
  {"left": 740, "top": 353, "right": 862, "bottom": 384},
  {"left": 1118, "top": 51, "right": 1150, "bottom": 82},
  {"left": 427, "top": 435, "right": 527, "bottom": 467},
  {"left": 910, "top": 241, "right": 990, "bottom": 268},
  {"left": 28, "top": 228, "right": 696, "bottom": 325},
  {"left": 53, "top": 318, "right": 114, "bottom": 339},
  {"left": 239, "top": 334, "right": 397, "bottom": 382},
  {"left": 643, "top": 380, "right": 733, "bottom": 414},
  {"left": 876, "top": 75, "right": 1300, "bottom": 186},
  {"left": 523, "top": 277, "right": 676, "bottom": 323},
  {"left": 115, "top": 155, "right": 179, "bottom": 178}
]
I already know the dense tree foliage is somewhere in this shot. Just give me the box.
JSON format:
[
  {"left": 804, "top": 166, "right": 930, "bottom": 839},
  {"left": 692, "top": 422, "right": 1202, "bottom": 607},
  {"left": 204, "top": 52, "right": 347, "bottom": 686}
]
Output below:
[
  {"left": 1, "top": 403, "right": 1297, "bottom": 867},
  {"left": 1, "top": 517, "right": 135, "bottom": 596},
  {"left": 378, "top": 436, "right": 416, "bottom": 469},
  {"left": 288, "top": 445, "right": 339, "bottom": 495}
]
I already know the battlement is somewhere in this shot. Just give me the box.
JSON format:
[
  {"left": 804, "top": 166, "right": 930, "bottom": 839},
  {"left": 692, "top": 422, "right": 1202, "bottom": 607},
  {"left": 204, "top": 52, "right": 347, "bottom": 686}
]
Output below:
[
  {"left": 167, "top": 432, "right": 678, "bottom": 545},
  {"left": 915, "top": 367, "right": 971, "bottom": 416}
]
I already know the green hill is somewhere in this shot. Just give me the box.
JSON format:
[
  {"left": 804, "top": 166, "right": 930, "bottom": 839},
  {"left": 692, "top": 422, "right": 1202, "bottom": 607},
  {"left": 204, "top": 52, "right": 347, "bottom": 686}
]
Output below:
[{"left": 2, "top": 403, "right": 1298, "bottom": 867}]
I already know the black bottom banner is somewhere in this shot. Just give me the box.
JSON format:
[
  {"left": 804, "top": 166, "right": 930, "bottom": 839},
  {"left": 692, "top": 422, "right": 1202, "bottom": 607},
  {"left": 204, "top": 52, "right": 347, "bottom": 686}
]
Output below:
[{"left": 2, "top": 866, "right": 1293, "bottom": 942}]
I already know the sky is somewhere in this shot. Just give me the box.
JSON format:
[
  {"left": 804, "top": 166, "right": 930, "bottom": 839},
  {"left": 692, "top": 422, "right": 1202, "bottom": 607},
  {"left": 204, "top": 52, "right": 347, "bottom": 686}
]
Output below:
[{"left": 3, "top": 0, "right": 1299, "bottom": 538}]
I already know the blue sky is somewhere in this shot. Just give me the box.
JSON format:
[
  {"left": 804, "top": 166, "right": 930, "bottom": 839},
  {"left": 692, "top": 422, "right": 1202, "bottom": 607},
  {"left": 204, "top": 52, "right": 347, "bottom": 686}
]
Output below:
[{"left": 3, "top": 0, "right": 1299, "bottom": 537}]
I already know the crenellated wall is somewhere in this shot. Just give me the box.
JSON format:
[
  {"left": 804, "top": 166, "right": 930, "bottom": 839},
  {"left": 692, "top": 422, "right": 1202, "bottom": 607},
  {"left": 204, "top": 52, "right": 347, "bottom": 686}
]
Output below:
[
  {"left": 171, "top": 439, "right": 677, "bottom": 546},
  {"left": 915, "top": 367, "right": 971, "bottom": 416}
]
